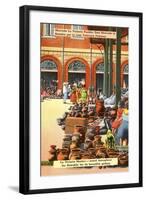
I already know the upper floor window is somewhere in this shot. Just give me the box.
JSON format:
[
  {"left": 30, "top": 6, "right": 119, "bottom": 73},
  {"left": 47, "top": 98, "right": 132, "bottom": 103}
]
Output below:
[
  {"left": 43, "top": 24, "right": 55, "bottom": 37},
  {"left": 41, "top": 60, "right": 57, "bottom": 71},
  {"left": 68, "top": 60, "right": 85, "bottom": 72},
  {"left": 71, "top": 25, "right": 84, "bottom": 40},
  {"left": 72, "top": 25, "right": 83, "bottom": 31}
]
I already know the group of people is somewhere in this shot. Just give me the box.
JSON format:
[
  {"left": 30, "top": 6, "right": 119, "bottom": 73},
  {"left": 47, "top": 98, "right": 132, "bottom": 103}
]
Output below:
[{"left": 63, "top": 82, "right": 88, "bottom": 104}]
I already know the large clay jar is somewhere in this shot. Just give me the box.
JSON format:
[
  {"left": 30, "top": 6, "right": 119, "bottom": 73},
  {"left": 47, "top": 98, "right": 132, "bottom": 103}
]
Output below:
[
  {"left": 81, "top": 152, "right": 91, "bottom": 159},
  {"left": 118, "top": 153, "right": 128, "bottom": 166},
  {"left": 57, "top": 148, "right": 69, "bottom": 160},
  {"left": 92, "top": 135, "right": 104, "bottom": 148},
  {"left": 84, "top": 139, "right": 93, "bottom": 149},
  {"left": 95, "top": 149, "right": 106, "bottom": 158},
  {"left": 96, "top": 100, "right": 104, "bottom": 116},
  {"left": 107, "top": 151, "right": 119, "bottom": 158},
  {"left": 48, "top": 145, "right": 56, "bottom": 154},
  {"left": 88, "top": 148, "right": 96, "bottom": 158},
  {"left": 69, "top": 148, "right": 81, "bottom": 160},
  {"left": 48, "top": 145, "right": 57, "bottom": 161}
]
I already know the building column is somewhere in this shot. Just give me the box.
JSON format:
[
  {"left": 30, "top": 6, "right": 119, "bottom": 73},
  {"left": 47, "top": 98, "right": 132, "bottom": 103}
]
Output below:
[
  {"left": 108, "top": 39, "right": 113, "bottom": 97},
  {"left": 115, "top": 28, "right": 121, "bottom": 106},
  {"left": 103, "top": 39, "right": 109, "bottom": 97},
  {"left": 62, "top": 25, "right": 65, "bottom": 88}
]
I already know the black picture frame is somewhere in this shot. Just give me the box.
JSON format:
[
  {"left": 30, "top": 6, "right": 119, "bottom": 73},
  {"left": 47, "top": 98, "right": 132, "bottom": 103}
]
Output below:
[{"left": 19, "top": 5, "right": 143, "bottom": 194}]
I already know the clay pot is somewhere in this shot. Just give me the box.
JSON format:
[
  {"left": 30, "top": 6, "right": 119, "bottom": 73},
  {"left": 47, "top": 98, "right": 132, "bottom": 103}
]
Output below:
[
  {"left": 70, "top": 141, "right": 79, "bottom": 150},
  {"left": 84, "top": 139, "right": 93, "bottom": 149},
  {"left": 63, "top": 134, "right": 72, "bottom": 141},
  {"left": 95, "top": 149, "right": 106, "bottom": 158},
  {"left": 88, "top": 148, "right": 96, "bottom": 157},
  {"left": 96, "top": 100, "right": 104, "bottom": 116},
  {"left": 86, "top": 132, "right": 95, "bottom": 141},
  {"left": 48, "top": 145, "right": 56, "bottom": 154},
  {"left": 69, "top": 148, "right": 81, "bottom": 160},
  {"left": 57, "top": 148, "right": 69, "bottom": 160},
  {"left": 118, "top": 153, "right": 128, "bottom": 166},
  {"left": 92, "top": 136, "right": 104, "bottom": 148},
  {"left": 108, "top": 152, "right": 119, "bottom": 158},
  {"left": 62, "top": 141, "right": 71, "bottom": 149},
  {"left": 48, "top": 145, "right": 57, "bottom": 161},
  {"left": 74, "top": 126, "right": 86, "bottom": 142},
  {"left": 81, "top": 152, "right": 91, "bottom": 159},
  {"left": 74, "top": 126, "right": 83, "bottom": 133},
  {"left": 72, "top": 132, "right": 80, "bottom": 142}
]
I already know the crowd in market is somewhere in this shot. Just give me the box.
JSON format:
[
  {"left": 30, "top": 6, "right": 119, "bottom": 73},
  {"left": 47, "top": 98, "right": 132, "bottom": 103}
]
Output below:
[
  {"left": 47, "top": 80, "right": 128, "bottom": 165},
  {"left": 59, "top": 82, "right": 129, "bottom": 146}
]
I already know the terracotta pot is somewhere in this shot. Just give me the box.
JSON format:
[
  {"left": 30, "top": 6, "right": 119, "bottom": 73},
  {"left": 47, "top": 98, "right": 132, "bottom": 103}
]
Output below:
[
  {"left": 81, "top": 152, "right": 91, "bottom": 159},
  {"left": 70, "top": 141, "right": 79, "bottom": 150},
  {"left": 118, "top": 154, "right": 128, "bottom": 166},
  {"left": 84, "top": 140, "right": 93, "bottom": 149},
  {"left": 69, "top": 148, "right": 81, "bottom": 160},
  {"left": 57, "top": 148, "right": 69, "bottom": 160},
  {"left": 92, "top": 136, "right": 104, "bottom": 148},
  {"left": 108, "top": 152, "right": 119, "bottom": 158},
  {"left": 88, "top": 148, "right": 96, "bottom": 156},
  {"left": 86, "top": 131, "right": 95, "bottom": 140},
  {"left": 48, "top": 145, "right": 56, "bottom": 154},
  {"left": 96, "top": 100, "right": 104, "bottom": 115},
  {"left": 74, "top": 125, "right": 85, "bottom": 133}
]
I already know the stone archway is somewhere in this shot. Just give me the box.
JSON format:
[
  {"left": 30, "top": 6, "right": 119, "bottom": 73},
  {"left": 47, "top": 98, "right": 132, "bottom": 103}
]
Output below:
[
  {"left": 64, "top": 57, "right": 90, "bottom": 89},
  {"left": 92, "top": 58, "right": 104, "bottom": 90},
  {"left": 41, "top": 55, "right": 62, "bottom": 89}
]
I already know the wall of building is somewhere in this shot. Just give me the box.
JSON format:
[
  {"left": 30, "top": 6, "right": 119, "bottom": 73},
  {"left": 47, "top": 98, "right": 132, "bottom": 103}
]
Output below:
[{"left": 40, "top": 24, "right": 128, "bottom": 90}]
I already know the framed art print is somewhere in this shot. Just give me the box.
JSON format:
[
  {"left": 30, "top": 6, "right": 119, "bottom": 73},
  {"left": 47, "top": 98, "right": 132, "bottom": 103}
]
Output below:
[{"left": 19, "top": 5, "right": 143, "bottom": 194}]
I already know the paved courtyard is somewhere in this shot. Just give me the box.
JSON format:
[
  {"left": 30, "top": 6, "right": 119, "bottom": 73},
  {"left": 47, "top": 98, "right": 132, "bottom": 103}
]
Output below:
[{"left": 41, "top": 99, "right": 71, "bottom": 161}]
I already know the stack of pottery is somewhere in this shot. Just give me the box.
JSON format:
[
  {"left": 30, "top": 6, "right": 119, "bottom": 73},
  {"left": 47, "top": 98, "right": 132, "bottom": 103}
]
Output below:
[
  {"left": 92, "top": 135, "right": 104, "bottom": 148},
  {"left": 118, "top": 153, "right": 128, "bottom": 166},
  {"left": 81, "top": 151, "right": 91, "bottom": 159},
  {"left": 95, "top": 148, "right": 107, "bottom": 158},
  {"left": 74, "top": 125, "right": 86, "bottom": 143},
  {"left": 70, "top": 141, "right": 79, "bottom": 150},
  {"left": 107, "top": 149, "right": 120, "bottom": 158},
  {"left": 84, "top": 138, "right": 93, "bottom": 150},
  {"left": 86, "top": 128, "right": 95, "bottom": 141},
  {"left": 62, "top": 134, "right": 72, "bottom": 149},
  {"left": 69, "top": 148, "right": 81, "bottom": 160},
  {"left": 48, "top": 145, "right": 57, "bottom": 161},
  {"left": 96, "top": 99, "right": 105, "bottom": 116},
  {"left": 57, "top": 148, "right": 69, "bottom": 160}
]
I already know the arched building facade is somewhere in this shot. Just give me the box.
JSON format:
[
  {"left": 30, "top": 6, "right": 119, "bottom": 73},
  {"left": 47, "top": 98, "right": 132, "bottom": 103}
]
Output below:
[{"left": 40, "top": 23, "right": 129, "bottom": 96}]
